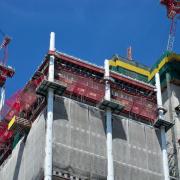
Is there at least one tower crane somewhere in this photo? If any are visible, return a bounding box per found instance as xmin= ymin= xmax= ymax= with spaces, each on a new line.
xmin=160 ymin=0 xmax=180 ymax=51
xmin=0 ymin=30 xmax=14 ymax=113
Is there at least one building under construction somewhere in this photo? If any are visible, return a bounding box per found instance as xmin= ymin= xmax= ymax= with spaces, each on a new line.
xmin=0 ymin=31 xmax=178 ymax=180
xmin=0 ymin=1 xmax=180 ymax=180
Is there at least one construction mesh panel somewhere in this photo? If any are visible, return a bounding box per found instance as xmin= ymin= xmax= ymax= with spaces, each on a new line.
xmin=57 ymin=69 xmax=105 ymax=102
xmin=112 ymin=88 xmax=157 ymax=121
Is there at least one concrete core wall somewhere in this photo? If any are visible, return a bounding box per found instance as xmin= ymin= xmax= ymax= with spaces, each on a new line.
xmin=162 ymin=83 xmax=180 ymax=178
xmin=0 ymin=96 xmax=163 ymax=180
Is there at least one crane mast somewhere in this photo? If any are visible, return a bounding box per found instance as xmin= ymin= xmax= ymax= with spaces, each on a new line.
xmin=167 ymin=17 xmax=177 ymax=51
xmin=0 ymin=31 xmax=14 ymax=113
xmin=160 ymin=0 xmax=180 ymax=51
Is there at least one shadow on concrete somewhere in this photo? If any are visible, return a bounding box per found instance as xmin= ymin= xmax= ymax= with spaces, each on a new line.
xmin=155 ymin=129 xmax=162 ymax=149
xmin=100 ymin=111 xmax=127 ymax=140
xmin=33 ymin=168 xmax=44 ymax=180
xmin=12 ymin=137 xmax=26 ymax=180
xmin=88 ymin=107 xmax=106 ymax=136
xmin=53 ymin=97 xmax=68 ymax=121
xmin=112 ymin=116 xmax=127 ymax=140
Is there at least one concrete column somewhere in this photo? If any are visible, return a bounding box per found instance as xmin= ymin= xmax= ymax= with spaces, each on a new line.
xmin=104 ymin=59 xmax=114 ymax=180
xmin=44 ymin=32 xmax=55 ymax=180
xmin=166 ymin=72 xmax=179 ymax=178
xmin=174 ymin=114 xmax=180 ymax=177
xmin=155 ymin=72 xmax=170 ymax=180
xmin=155 ymin=73 xmax=163 ymax=107
xmin=106 ymin=108 xmax=114 ymax=180
xmin=161 ymin=126 xmax=170 ymax=180
xmin=44 ymin=88 xmax=54 ymax=180
xmin=104 ymin=59 xmax=110 ymax=101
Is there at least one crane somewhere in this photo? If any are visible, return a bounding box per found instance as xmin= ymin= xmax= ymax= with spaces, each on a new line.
xmin=160 ymin=0 xmax=180 ymax=51
xmin=0 ymin=29 xmax=11 ymax=65
xmin=0 ymin=30 xmax=14 ymax=113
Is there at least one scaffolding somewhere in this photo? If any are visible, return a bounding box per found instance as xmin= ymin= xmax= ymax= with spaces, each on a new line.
xmin=0 ymin=78 xmax=45 ymax=165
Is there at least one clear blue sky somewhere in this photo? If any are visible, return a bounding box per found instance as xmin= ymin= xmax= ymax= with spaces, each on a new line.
xmin=0 ymin=0 xmax=180 ymax=97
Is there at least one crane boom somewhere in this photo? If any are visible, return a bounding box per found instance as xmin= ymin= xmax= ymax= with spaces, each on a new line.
xmin=0 ymin=37 xmax=11 ymax=50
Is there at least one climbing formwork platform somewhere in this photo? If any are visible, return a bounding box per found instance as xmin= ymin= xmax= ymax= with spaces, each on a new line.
xmin=36 ymin=78 xmax=67 ymax=96
xmin=0 ymin=64 xmax=14 ymax=87
xmin=8 ymin=116 xmax=31 ymax=132
xmin=0 ymin=50 xmax=159 ymax=166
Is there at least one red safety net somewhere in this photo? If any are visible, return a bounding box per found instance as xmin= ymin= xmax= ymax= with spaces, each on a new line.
xmin=112 ymin=88 xmax=157 ymax=121
xmin=56 ymin=69 xmax=157 ymax=121
xmin=57 ymin=69 xmax=105 ymax=103
xmin=0 ymin=122 xmax=13 ymax=148
xmin=0 ymin=80 xmax=38 ymax=122
xmin=0 ymin=78 xmax=42 ymax=164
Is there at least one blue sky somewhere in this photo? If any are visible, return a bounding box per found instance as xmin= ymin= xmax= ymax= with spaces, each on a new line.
xmin=0 ymin=0 xmax=180 ymax=97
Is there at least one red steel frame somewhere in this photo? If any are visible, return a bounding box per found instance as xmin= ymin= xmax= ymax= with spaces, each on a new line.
xmin=160 ymin=0 xmax=180 ymax=18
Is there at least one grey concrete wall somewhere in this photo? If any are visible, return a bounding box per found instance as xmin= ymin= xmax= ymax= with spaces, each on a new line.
xmin=0 ymin=96 xmax=163 ymax=180
xmin=0 ymin=111 xmax=45 ymax=180
xmin=53 ymin=96 xmax=163 ymax=180
xmin=162 ymin=84 xmax=180 ymax=178
xmin=162 ymin=84 xmax=180 ymax=140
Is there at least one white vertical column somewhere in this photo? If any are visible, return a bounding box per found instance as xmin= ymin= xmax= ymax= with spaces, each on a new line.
xmin=155 ymin=72 xmax=170 ymax=180
xmin=44 ymin=32 xmax=55 ymax=180
xmin=161 ymin=126 xmax=170 ymax=180
xmin=0 ymin=86 xmax=5 ymax=111
xmin=104 ymin=59 xmax=114 ymax=180
xmin=104 ymin=59 xmax=110 ymax=101
xmin=106 ymin=107 xmax=114 ymax=180
xmin=155 ymin=73 xmax=163 ymax=107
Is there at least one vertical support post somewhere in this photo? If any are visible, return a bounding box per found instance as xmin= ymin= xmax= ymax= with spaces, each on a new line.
xmin=104 ymin=59 xmax=114 ymax=180
xmin=155 ymin=73 xmax=170 ymax=180
xmin=106 ymin=108 xmax=114 ymax=180
xmin=155 ymin=73 xmax=162 ymax=107
xmin=0 ymin=86 xmax=5 ymax=113
xmin=44 ymin=32 xmax=55 ymax=180
xmin=161 ymin=126 xmax=170 ymax=180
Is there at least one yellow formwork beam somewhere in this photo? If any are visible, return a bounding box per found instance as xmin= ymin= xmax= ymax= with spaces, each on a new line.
xmin=109 ymin=53 xmax=180 ymax=82
xmin=109 ymin=60 xmax=150 ymax=77
xmin=8 ymin=116 xmax=16 ymax=130
xmin=148 ymin=54 xmax=180 ymax=81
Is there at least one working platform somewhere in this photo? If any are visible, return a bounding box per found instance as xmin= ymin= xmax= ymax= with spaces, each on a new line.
xmin=154 ymin=118 xmax=174 ymax=132
xmin=0 ymin=75 xmax=6 ymax=87
xmin=36 ymin=79 xmax=67 ymax=96
xmin=0 ymin=64 xmax=14 ymax=77
xmin=8 ymin=116 xmax=31 ymax=132
xmin=0 ymin=64 xmax=15 ymax=87
xmin=97 ymin=98 xmax=124 ymax=113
